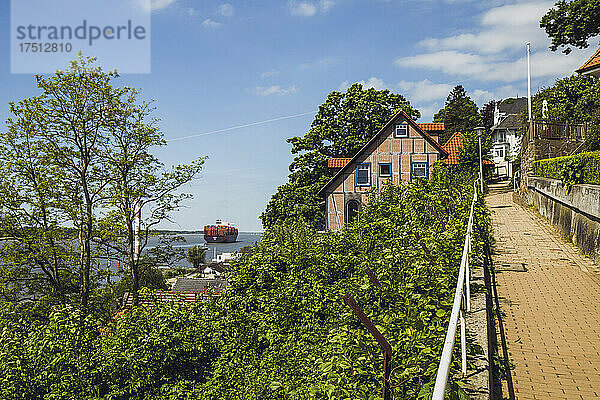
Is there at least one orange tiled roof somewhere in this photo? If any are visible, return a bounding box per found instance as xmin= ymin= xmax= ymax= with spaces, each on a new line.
xmin=417 ymin=122 xmax=445 ymax=132
xmin=327 ymin=158 xmax=352 ymax=168
xmin=576 ymin=47 xmax=600 ymax=74
xmin=442 ymin=132 xmax=494 ymax=165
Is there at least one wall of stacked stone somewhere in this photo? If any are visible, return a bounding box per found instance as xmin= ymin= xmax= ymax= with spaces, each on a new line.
xmin=526 ymin=176 xmax=600 ymax=264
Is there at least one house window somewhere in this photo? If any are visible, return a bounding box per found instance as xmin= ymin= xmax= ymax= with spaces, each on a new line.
xmin=394 ymin=123 xmax=409 ymax=138
xmin=378 ymin=163 xmax=392 ymax=177
xmin=355 ymin=163 xmax=371 ymax=186
xmin=494 ymin=147 xmax=505 ymax=159
xmin=346 ymin=200 xmax=360 ymax=224
xmin=411 ymin=162 xmax=428 ymax=179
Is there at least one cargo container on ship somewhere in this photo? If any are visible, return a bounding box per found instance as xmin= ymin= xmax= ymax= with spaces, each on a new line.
xmin=203 ymin=220 xmax=238 ymax=243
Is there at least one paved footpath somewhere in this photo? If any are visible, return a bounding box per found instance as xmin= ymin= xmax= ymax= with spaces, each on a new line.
xmin=487 ymin=187 xmax=600 ymax=400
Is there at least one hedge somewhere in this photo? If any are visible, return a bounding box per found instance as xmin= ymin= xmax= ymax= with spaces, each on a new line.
xmin=533 ymin=150 xmax=600 ymax=186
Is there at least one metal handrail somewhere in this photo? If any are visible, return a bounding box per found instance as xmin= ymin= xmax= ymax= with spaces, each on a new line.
xmin=432 ymin=180 xmax=479 ymax=399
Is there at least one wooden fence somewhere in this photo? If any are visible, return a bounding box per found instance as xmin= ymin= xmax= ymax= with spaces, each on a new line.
xmin=529 ymin=121 xmax=587 ymax=141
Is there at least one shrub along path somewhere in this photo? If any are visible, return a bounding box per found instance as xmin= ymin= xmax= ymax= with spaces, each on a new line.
xmin=487 ymin=184 xmax=600 ymax=399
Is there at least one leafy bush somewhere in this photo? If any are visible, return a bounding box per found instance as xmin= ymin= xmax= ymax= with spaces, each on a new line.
xmin=531 ymin=74 xmax=600 ymax=123
xmin=0 ymin=166 xmax=489 ymax=399
xmin=585 ymin=109 xmax=600 ymax=151
xmin=533 ymin=151 xmax=600 ymax=187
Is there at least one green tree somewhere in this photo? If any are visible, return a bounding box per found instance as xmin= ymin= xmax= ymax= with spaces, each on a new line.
xmin=187 ymin=245 xmax=207 ymax=268
xmin=541 ymin=0 xmax=600 ymax=54
xmin=1 ymin=55 xmax=119 ymax=310
xmin=458 ymin=131 xmax=493 ymax=173
xmin=261 ymin=83 xmax=420 ymax=229
xmin=434 ymin=85 xmax=482 ymax=144
xmin=531 ymin=74 xmax=600 ymax=122
xmin=480 ymin=100 xmax=497 ymax=132
xmin=97 ymin=94 xmax=204 ymax=305
xmin=0 ymin=54 xmax=203 ymax=312
xmin=585 ymin=109 xmax=600 ymax=150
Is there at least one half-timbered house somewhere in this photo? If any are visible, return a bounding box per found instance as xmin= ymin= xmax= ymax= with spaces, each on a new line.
xmin=318 ymin=110 xmax=447 ymax=231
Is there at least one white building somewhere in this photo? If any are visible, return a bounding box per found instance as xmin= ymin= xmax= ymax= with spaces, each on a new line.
xmin=490 ymin=97 xmax=527 ymax=178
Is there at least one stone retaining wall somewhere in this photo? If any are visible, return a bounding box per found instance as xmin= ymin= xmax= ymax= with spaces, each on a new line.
xmin=526 ymin=177 xmax=600 ymax=263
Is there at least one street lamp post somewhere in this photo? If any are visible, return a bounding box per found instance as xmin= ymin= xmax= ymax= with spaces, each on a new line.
xmin=475 ymin=127 xmax=485 ymax=193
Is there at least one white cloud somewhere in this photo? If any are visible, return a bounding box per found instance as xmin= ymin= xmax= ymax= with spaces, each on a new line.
xmin=218 ymin=3 xmax=234 ymax=17
xmin=337 ymin=77 xmax=451 ymax=102
xmin=290 ymin=1 xmax=317 ymax=16
xmin=298 ymin=57 xmax=335 ymax=69
xmin=337 ymin=77 xmax=454 ymax=104
xmin=135 ymin=0 xmax=176 ymax=12
xmin=397 ymin=79 xmax=454 ymax=102
xmin=417 ymin=103 xmax=442 ymax=122
xmin=186 ymin=7 xmax=197 ymax=16
xmin=202 ymin=18 xmax=222 ymax=28
xmin=338 ymin=77 xmax=390 ymax=91
xmin=289 ymin=0 xmax=336 ymax=16
xmin=398 ymin=1 xmax=596 ymax=83
xmin=255 ymin=85 xmax=299 ymax=96
xmin=320 ymin=0 xmax=336 ymax=11
xmin=420 ymin=1 xmax=553 ymax=55
xmin=261 ymin=69 xmax=280 ymax=78
xmin=360 ymin=77 xmax=388 ymax=90
xmin=338 ymin=80 xmax=350 ymax=91
xmin=395 ymin=49 xmax=593 ymax=82
xmin=335 ymin=77 xmax=533 ymax=122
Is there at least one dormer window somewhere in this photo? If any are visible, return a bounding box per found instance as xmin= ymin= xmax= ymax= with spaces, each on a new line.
xmin=394 ymin=123 xmax=409 ymax=138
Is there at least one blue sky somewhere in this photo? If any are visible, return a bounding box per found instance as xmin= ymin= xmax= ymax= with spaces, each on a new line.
xmin=1 ymin=0 xmax=597 ymax=231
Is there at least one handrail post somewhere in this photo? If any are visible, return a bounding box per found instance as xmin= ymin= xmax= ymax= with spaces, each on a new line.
xmin=466 ymin=235 xmax=471 ymax=312
xmin=460 ymin=308 xmax=467 ymax=375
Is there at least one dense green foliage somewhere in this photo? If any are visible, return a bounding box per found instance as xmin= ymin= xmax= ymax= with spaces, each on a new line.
xmin=480 ymin=100 xmax=496 ymax=133
xmin=533 ymin=150 xmax=600 ymax=186
xmin=540 ymin=0 xmax=600 ymax=54
xmin=585 ymin=109 xmax=600 ymax=150
xmin=260 ymin=83 xmax=420 ymax=229
xmin=0 ymin=165 xmax=489 ymax=399
xmin=186 ymin=245 xmax=207 ymax=268
xmin=434 ymin=86 xmax=482 ymax=144
xmin=458 ymin=131 xmax=492 ymax=171
xmin=531 ymin=74 xmax=600 ymax=122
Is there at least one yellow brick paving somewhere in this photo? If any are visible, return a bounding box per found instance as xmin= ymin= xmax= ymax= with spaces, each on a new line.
xmin=487 ymin=189 xmax=600 ymax=400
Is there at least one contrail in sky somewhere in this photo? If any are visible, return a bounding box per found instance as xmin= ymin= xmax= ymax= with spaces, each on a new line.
xmin=168 ymin=111 xmax=316 ymax=142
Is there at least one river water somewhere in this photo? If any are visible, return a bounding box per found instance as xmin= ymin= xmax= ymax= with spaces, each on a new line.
xmin=143 ymin=232 xmax=263 ymax=269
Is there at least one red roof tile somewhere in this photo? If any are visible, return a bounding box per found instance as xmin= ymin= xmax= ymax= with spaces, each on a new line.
xmin=442 ymin=132 xmax=494 ymax=165
xmin=417 ymin=122 xmax=445 ymax=132
xmin=577 ymin=47 xmax=600 ymax=74
xmin=327 ymin=158 xmax=352 ymax=168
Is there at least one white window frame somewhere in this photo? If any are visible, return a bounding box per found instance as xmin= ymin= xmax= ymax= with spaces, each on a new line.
xmin=355 ymin=163 xmax=371 ymax=186
xmin=394 ymin=123 xmax=409 ymax=138
xmin=411 ymin=162 xmax=428 ymax=179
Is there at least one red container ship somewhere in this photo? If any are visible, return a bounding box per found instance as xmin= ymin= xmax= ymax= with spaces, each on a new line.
xmin=203 ymin=220 xmax=238 ymax=243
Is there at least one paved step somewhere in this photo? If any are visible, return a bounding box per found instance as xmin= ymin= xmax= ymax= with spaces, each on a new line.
xmin=488 ymin=190 xmax=600 ymax=400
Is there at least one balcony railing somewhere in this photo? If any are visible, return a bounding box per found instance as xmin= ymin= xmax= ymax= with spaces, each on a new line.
xmin=529 ymin=120 xmax=587 ymax=141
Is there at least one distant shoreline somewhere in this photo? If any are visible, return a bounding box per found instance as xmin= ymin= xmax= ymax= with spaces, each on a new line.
xmin=152 ymin=230 xmax=263 ymax=235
